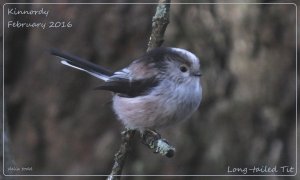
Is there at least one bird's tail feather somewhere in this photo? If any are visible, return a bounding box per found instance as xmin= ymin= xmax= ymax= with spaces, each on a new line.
xmin=50 ymin=49 xmax=113 ymax=81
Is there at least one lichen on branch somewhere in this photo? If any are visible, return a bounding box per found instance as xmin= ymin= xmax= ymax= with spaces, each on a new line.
xmin=147 ymin=0 xmax=171 ymax=51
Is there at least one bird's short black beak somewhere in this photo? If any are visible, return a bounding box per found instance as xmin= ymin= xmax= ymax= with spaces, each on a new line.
xmin=193 ymin=72 xmax=202 ymax=77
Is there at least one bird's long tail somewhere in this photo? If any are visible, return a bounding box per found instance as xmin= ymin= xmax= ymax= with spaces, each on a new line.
xmin=50 ymin=49 xmax=113 ymax=81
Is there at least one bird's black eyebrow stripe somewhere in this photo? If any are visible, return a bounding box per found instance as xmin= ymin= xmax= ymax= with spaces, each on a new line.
xmin=141 ymin=47 xmax=192 ymax=67
xmin=50 ymin=48 xmax=114 ymax=76
xmin=166 ymin=53 xmax=192 ymax=66
xmin=94 ymin=77 xmax=159 ymax=98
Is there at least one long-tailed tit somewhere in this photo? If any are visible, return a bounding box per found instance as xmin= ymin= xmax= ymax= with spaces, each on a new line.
xmin=50 ymin=47 xmax=202 ymax=130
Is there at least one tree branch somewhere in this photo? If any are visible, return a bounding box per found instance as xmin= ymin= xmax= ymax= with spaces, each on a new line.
xmin=107 ymin=130 xmax=135 ymax=180
xmin=147 ymin=0 xmax=171 ymax=51
xmin=108 ymin=1 xmax=172 ymax=179
xmin=141 ymin=129 xmax=175 ymax=158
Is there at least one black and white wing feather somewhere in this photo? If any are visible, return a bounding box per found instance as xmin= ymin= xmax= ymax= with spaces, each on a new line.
xmin=51 ymin=49 xmax=159 ymax=98
xmin=50 ymin=49 xmax=113 ymax=81
xmin=95 ymin=68 xmax=159 ymax=98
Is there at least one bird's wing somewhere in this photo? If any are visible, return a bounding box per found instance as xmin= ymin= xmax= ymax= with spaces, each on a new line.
xmin=95 ymin=67 xmax=159 ymax=98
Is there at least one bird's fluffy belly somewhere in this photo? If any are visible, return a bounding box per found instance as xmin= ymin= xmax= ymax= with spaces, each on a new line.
xmin=112 ymin=95 xmax=170 ymax=129
xmin=112 ymin=81 xmax=201 ymax=130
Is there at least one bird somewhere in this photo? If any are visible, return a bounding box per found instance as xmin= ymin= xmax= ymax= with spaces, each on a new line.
xmin=50 ymin=47 xmax=202 ymax=131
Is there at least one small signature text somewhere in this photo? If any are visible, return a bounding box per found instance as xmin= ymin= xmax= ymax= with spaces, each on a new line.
xmin=8 ymin=166 xmax=33 ymax=172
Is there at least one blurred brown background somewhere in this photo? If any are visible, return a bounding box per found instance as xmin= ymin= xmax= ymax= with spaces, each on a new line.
xmin=1 ymin=0 xmax=298 ymax=180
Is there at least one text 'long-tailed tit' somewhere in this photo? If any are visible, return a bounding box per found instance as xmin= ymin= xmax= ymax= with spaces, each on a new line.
xmin=51 ymin=47 xmax=202 ymax=130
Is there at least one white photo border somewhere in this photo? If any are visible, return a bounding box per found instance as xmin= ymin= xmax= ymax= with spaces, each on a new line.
xmin=2 ymin=2 xmax=298 ymax=177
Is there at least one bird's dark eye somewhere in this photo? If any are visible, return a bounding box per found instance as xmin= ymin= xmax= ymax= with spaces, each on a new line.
xmin=180 ymin=65 xmax=188 ymax=73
